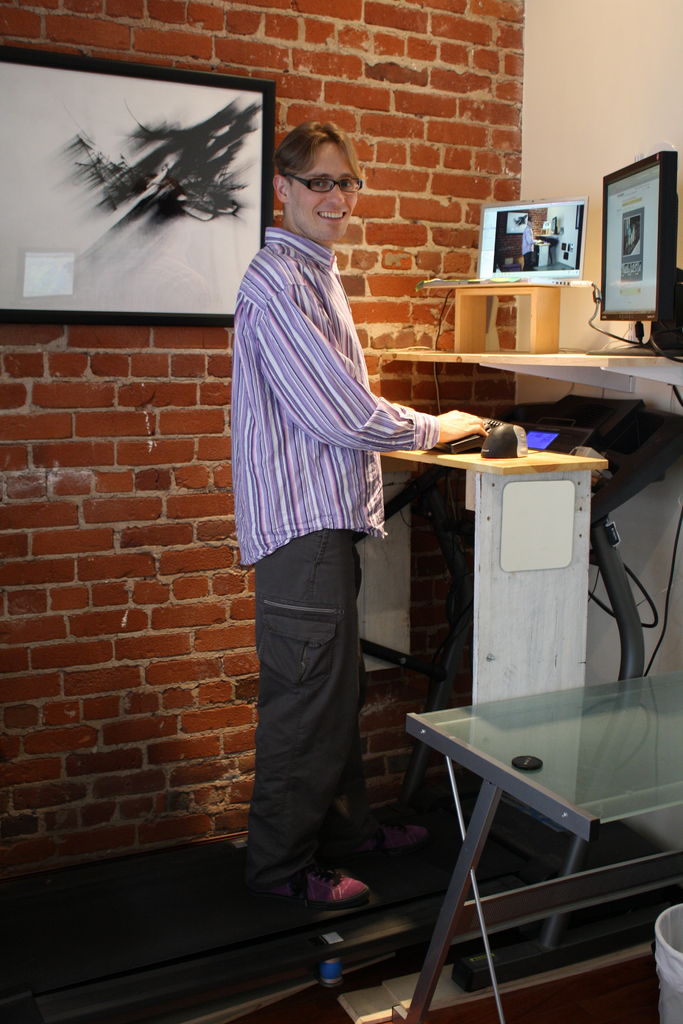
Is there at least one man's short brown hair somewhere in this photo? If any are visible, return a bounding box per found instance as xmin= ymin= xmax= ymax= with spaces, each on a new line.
xmin=274 ymin=121 xmax=361 ymax=179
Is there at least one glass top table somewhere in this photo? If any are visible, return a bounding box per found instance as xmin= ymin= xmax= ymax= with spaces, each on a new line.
xmin=396 ymin=671 xmax=683 ymax=1023
xmin=407 ymin=670 xmax=683 ymax=840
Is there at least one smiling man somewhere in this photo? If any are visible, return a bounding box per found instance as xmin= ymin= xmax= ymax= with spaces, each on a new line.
xmin=231 ymin=122 xmax=486 ymax=910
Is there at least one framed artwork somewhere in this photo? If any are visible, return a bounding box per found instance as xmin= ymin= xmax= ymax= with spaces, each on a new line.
xmin=0 ymin=46 xmax=275 ymax=325
xmin=506 ymin=211 xmax=528 ymax=233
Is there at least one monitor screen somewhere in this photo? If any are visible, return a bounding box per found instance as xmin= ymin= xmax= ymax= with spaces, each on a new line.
xmin=600 ymin=150 xmax=678 ymax=321
xmin=478 ymin=197 xmax=588 ymax=281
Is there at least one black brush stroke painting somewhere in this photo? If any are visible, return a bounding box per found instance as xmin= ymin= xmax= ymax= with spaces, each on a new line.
xmin=0 ymin=47 xmax=274 ymax=325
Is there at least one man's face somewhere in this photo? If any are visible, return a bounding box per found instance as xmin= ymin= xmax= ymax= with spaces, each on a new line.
xmin=274 ymin=141 xmax=359 ymax=249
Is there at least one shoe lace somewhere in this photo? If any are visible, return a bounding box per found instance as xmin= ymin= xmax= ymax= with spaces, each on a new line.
xmin=308 ymin=863 xmax=342 ymax=885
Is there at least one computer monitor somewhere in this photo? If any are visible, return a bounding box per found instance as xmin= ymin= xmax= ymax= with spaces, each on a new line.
xmin=600 ymin=150 xmax=678 ymax=323
xmin=478 ymin=196 xmax=588 ymax=282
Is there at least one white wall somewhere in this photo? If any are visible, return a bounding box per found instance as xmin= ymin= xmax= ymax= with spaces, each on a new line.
xmin=522 ymin=0 xmax=682 ymax=681
xmin=522 ymin=0 xmax=683 ymax=847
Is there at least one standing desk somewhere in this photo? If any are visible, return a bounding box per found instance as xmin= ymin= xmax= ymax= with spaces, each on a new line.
xmin=383 ymin=447 xmax=607 ymax=703
xmin=393 ymin=670 xmax=683 ymax=1023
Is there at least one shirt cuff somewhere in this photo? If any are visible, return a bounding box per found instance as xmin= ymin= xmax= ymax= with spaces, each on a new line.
xmin=411 ymin=410 xmax=441 ymax=451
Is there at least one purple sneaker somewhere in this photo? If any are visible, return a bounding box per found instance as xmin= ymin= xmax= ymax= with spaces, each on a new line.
xmin=251 ymin=864 xmax=370 ymax=910
xmin=353 ymin=824 xmax=429 ymax=856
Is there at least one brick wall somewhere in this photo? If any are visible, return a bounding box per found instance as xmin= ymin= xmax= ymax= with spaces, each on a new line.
xmin=0 ymin=0 xmax=520 ymax=875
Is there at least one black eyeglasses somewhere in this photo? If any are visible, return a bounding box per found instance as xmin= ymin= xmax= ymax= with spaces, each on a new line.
xmin=285 ymin=174 xmax=363 ymax=194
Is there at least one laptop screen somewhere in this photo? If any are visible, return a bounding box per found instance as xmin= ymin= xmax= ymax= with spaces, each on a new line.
xmin=478 ymin=197 xmax=588 ymax=282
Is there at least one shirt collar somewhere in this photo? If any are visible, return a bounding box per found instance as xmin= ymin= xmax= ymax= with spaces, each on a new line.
xmin=265 ymin=227 xmax=337 ymax=271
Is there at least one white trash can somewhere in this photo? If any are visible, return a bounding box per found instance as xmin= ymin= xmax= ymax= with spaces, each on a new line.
xmin=655 ymin=904 xmax=683 ymax=1023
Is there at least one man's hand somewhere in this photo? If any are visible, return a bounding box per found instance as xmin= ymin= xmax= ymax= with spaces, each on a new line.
xmin=437 ymin=410 xmax=488 ymax=443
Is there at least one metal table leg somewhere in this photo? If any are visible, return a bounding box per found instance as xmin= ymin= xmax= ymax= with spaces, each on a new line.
xmin=395 ymin=776 xmax=502 ymax=1023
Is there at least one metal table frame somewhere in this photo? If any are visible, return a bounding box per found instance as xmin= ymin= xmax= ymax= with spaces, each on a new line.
xmin=393 ymin=674 xmax=683 ymax=1022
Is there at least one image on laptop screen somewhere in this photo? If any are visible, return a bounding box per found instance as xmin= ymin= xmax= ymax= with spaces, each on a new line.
xmin=478 ymin=197 xmax=589 ymax=283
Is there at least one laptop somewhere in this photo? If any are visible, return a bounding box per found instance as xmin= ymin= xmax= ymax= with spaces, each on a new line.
xmin=420 ymin=196 xmax=591 ymax=288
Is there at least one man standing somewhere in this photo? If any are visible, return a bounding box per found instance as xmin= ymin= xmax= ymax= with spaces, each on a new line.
xmin=522 ymin=214 xmax=535 ymax=271
xmin=231 ymin=122 xmax=487 ymax=910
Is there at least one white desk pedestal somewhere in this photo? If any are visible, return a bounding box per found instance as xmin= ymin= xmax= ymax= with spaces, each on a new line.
xmin=471 ymin=468 xmax=592 ymax=703
xmin=384 ymin=449 xmax=605 ymax=703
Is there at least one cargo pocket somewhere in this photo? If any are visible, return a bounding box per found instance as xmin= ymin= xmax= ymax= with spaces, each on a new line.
xmin=258 ymin=598 xmax=341 ymax=691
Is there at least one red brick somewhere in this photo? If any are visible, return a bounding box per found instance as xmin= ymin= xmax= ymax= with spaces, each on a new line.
xmin=166 ymin=493 xmax=229 ymax=519
xmin=65 ymin=748 xmax=143 ymax=777
xmin=68 ymin=608 xmax=148 ymax=637
xmin=0 ymin=500 xmax=78 ymax=532
xmin=3 ymin=352 xmax=44 ymax=377
xmin=197 ymin=436 xmax=230 ymax=460
xmin=106 ymin=0 xmax=144 ymax=16
xmin=325 ymin=81 xmax=391 ymax=112
xmin=32 ymin=640 xmax=113 ymax=671
xmin=121 ymin=523 xmax=193 ymax=548
xmin=0 ymin=757 xmax=62 ymax=787
xmin=102 ymin=715 xmax=177 ymax=745
xmin=82 ymin=496 xmax=162 ymax=524
xmin=138 ymin=814 xmax=212 ymax=844
xmin=51 ymin=469 xmax=94 ymax=496
xmin=45 ymin=13 xmax=130 ymax=48
xmin=117 ymin=439 xmax=195 ymax=466
xmin=42 ymin=700 xmax=81 ymax=726
xmin=33 ymin=440 xmax=115 ymax=468
xmin=115 ymin=633 xmax=191 ymax=661
xmin=174 ymin=465 xmax=210 ymax=489
xmin=151 ymin=601 xmax=226 ymax=631
xmin=1 ymin=413 xmax=71 ymax=441
xmin=0 ymin=7 xmax=42 ymax=36
xmin=6 ymin=471 xmax=46 ymax=500
xmin=0 ymin=382 xmax=26 ymax=409
xmin=188 ymin=1 xmax=223 ymax=31
xmin=1 ymin=615 xmax=67 ymax=646
xmin=33 ymin=382 xmax=115 ymax=408
xmin=158 ymin=545 xmax=233 ymax=575
xmin=50 ymin=586 xmax=89 ymax=611
xmin=158 ymin=409 xmax=224 ymax=435
xmin=92 ymin=769 xmax=166 ymax=797
xmin=433 ymin=12 xmax=492 ymax=44
xmin=145 ymin=657 xmax=221 ymax=687
xmin=83 ymin=695 xmax=122 ymax=719
xmin=0 ymin=838 xmax=57 ymax=870
xmin=77 ymin=552 xmax=155 ymax=581
xmin=223 ymin=726 xmax=257 ymax=754
xmin=96 ymin=470 xmax=135 ymax=493
xmin=365 ymin=1 xmax=428 ymax=33
xmin=33 ymin=528 xmax=113 ymax=556
xmin=25 ymin=725 xmax=98 ymax=755
xmin=154 ymin=327 xmax=228 ymax=350
xmin=13 ymin=781 xmax=87 ymax=810
xmin=76 ymin=411 xmax=154 ymax=438
xmin=133 ymin=581 xmax=170 ymax=606
xmin=170 ymin=353 xmax=206 ymax=378
xmin=215 ymin=36 xmax=289 ymax=73
xmin=0 ymin=445 xmax=28 ymax=472
xmin=63 ymin=663 xmax=139 ymax=696
xmin=130 ymin=352 xmax=168 ymax=377
xmin=147 ymin=736 xmax=221 ymax=764
xmin=4 ymin=704 xmax=40 ymax=729
xmin=182 ymin=705 xmax=252 ymax=732
xmin=48 ymin=352 xmax=89 ymax=378
xmin=173 ymin=576 xmax=209 ymax=600
xmin=58 ymin=825 xmax=137 ymax=855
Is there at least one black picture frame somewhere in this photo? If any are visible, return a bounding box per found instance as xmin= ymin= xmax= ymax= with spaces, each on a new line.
xmin=0 ymin=46 xmax=275 ymax=326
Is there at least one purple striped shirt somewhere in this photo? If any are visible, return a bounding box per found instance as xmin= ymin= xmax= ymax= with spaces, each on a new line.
xmin=231 ymin=228 xmax=440 ymax=566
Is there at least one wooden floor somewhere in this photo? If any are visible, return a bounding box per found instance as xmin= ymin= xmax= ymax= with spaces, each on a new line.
xmin=235 ymin=945 xmax=661 ymax=1024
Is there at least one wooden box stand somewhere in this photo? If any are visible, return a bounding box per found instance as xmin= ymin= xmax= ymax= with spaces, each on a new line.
xmin=451 ymin=283 xmax=561 ymax=354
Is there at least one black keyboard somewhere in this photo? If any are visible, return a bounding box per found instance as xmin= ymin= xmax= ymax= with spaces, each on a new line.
xmin=435 ymin=418 xmax=505 ymax=454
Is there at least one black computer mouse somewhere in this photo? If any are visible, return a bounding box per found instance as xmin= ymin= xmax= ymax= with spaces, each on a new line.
xmin=480 ymin=424 xmax=528 ymax=459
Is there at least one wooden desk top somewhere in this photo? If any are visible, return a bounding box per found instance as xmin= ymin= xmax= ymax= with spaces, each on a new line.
xmin=383 ymin=448 xmax=608 ymax=476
